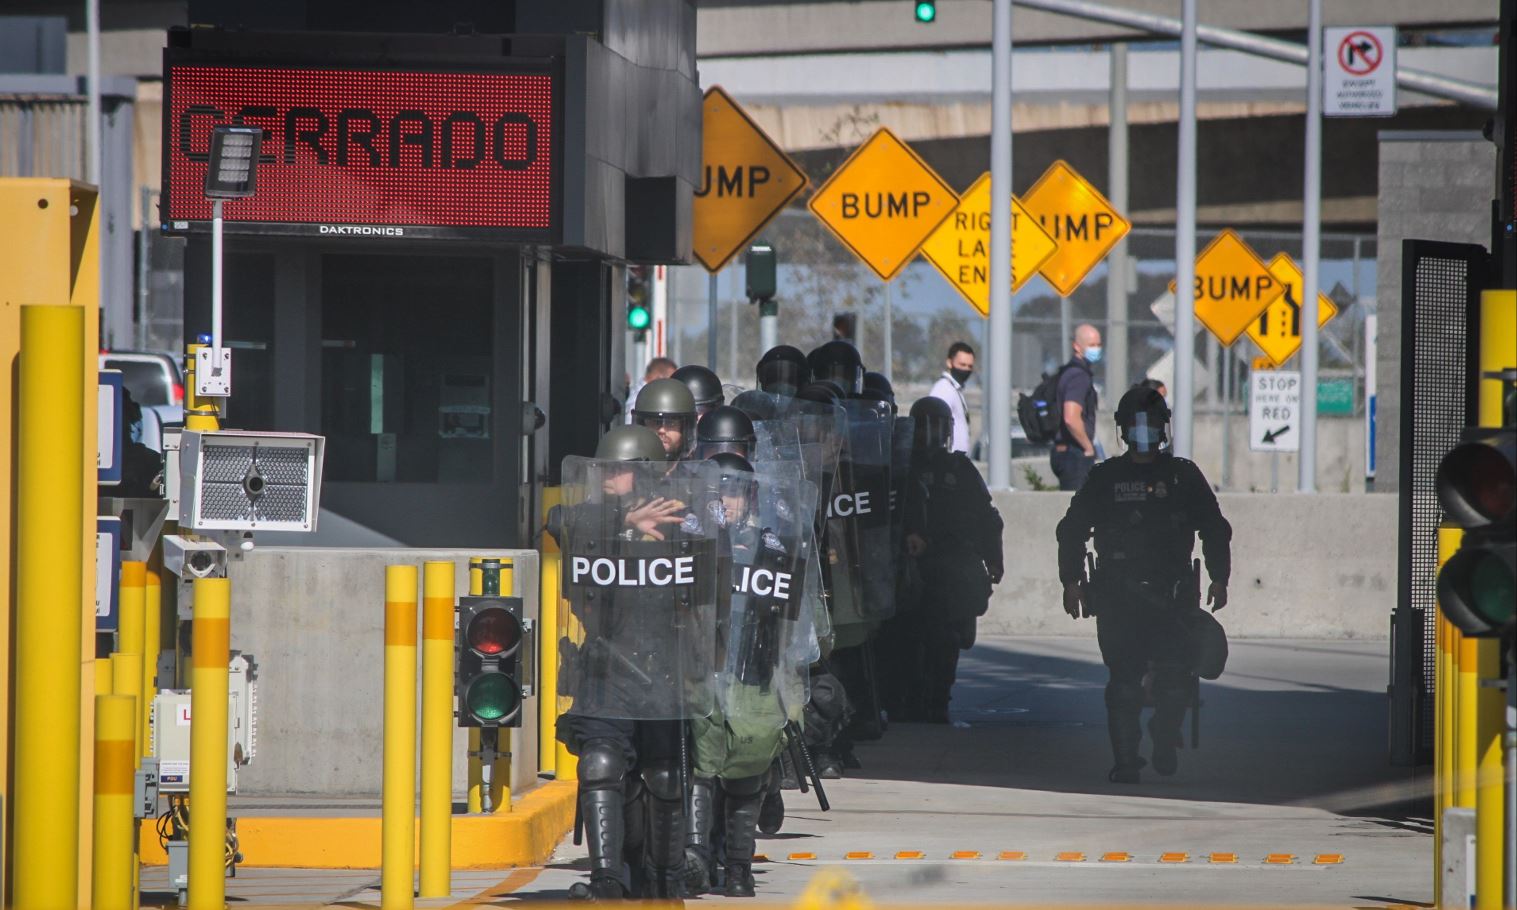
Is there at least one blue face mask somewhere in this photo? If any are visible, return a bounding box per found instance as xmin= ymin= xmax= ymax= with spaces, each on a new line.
xmin=1083 ymin=345 xmax=1103 ymax=364
xmin=1126 ymin=414 xmax=1165 ymax=453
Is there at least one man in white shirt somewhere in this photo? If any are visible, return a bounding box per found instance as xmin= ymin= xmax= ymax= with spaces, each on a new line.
xmin=928 ymin=341 xmax=975 ymax=454
xmin=625 ymin=356 xmax=677 ymax=424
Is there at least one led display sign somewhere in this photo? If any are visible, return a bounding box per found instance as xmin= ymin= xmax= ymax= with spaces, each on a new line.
xmin=162 ymin=60 xmax=557 ymax=239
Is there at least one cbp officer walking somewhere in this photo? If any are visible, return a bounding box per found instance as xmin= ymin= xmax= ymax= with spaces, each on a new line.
xmin=1055 ymin=386 xmax=1231 ymax=783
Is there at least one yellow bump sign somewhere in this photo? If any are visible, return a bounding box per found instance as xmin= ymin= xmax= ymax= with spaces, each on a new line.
xmin=1021 ymin=160 xmax=1131 ymax=297
xmin=918 ymin=172 xmax=1058 ymax=317
xmin=693 ymin=86 xmax=809 ymax=273
xmin=1173 ymin=229 xmax=1286 ymax=346
xmin=807 ymin=127 xmax=958 ymax=281
xmin=1246 ymin=253 xmax=1340 ymax=366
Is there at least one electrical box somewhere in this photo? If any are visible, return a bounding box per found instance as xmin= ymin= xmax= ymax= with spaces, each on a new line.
xmin=178 ymin=429 xmax=325 ymax=533
xmin=152 ymin=652 xmax=257 ymax=794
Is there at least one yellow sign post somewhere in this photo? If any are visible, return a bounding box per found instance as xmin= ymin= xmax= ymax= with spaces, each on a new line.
xmin=1246 ymin=253 xmax=1340 ymax=366
xmin=807 ymin=127 xmax=958 ymax=281
xmin=1020 ymin=160 xmax=1130 ymax=297
xmin=918 ymin=172 xmax=1058 ymax=317
xmin=692 ymin=87 xmax=809 ymax=272
xmin=1174 ymin=229 xmax=1286 ymax=346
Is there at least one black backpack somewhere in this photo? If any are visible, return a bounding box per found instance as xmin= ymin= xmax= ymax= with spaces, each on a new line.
xmin=1017 ymin=365 xmax=1070 ymax=445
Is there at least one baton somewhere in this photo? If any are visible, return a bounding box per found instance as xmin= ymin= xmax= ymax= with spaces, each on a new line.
xmin=786 ymin=721 xmax=830 ymax=812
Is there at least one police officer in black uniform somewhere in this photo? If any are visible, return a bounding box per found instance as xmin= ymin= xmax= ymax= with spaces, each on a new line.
xmin=901 ymin=396 xmax=1004 ymax=722
xmin=696 ymin=405 xmax=758 ymax=460
xmin=1055 ymin=386 xmax=1232 ymax=783
xmin=756 ymin=345 xmax=811 ymax=397
xmin=673 ymin=364 xmax=726 ymax=419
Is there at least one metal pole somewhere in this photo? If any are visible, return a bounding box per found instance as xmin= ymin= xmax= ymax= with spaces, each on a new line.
xmin=1106 ymin=43 xmax=1130 ymax=391
xmin=987 ymin=0 xmax=1014 ymax=490
xmin=86 ymin=0 xmax=102 ymax=185
xmin=729 ymin=271 xmax=739 ymax=379
xmin=883 ymin=278 xmax=894 ymax=379
xmin=1298 ymin=0 xmax=1321 ymax=493
xmin=188 ymin=577 xmax=231 ymax=910
xmin=137 ymin=187 xmax=151 ymax=349
xmin=419 ymin=562 xmax=454 ymax=897
xmin=1059 ymin=299 xmax=1071 ymax=365
xmin=1172 ymin=0 xmax=1198 ymax=458
xmin=759 ymin=300 xmax=778 ymax=355
xmin=211 ymin=199 xmax=224 ymax=372
xmin=1013 ymin=0 xmax=1496 ymax=109
xmin=707 ymin=272 xmax=719 ymax=368
xmin=1221 ymin=344 xmax=1232 ymax=489
xmin=13 ymin=304 xmax=86 ymax=910
xmin=381 ymin=566 xmax=418 ymax=910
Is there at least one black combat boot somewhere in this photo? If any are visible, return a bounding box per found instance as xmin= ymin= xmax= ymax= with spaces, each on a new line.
xmin=722 ymin=777 xmax=765 ymax=898
xmin=644 ymin=793 xmax=686 ymax=899
xmin=579 ymin=789 xmax=628 ymax=899
xmin=683 ymin=777 xmax=716 ymax=894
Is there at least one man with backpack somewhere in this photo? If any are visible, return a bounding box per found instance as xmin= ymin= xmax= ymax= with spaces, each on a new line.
xmin=1049 ymin=324 xmax=1102 ymax=490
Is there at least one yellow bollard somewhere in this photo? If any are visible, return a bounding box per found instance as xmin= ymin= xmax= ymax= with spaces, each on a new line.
xmin=188 ymin=577 xmax=231 ymax=910
xmin=183 ymin=341 xmax=221 ymax=431
xmin=491 ymin=559 xmax=515 ymax=813
xmin=420 ymin=561 xmax=455 ymax=897
xmin=144 ymin=564 xmax=163 ymax=759
xmin=538 ymin=488 xmax=570 ymax=779
xmin=1433 ymin=613 xmax=1446 ymax=908
xmin=119 ymin=560 xmax=147 ymax=753
xmin=467 ymin=558 xmax=485 ymax=813
xmin=383 ymin=566 xmax=418 ymax=910
xmin=112 ymin=652 xmax=144 ymax=761
xmin=97 ymin=657 xmax=116 ymax=697
xmin=92 ymin=694 xmax=139 ymax=910
xmin=13 ymin=303 xmax=86 ymax=910
xmin=1456 ymin=634 xmax=1478 ymax=809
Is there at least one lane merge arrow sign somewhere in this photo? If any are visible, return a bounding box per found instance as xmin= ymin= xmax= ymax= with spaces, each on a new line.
xmin=1246 ymin=252 xmax=1340 ymax=367
xmin=808 ymin=127 xmax=959 ymax=281
xmin=917 ymin=172 xmax=1058 ymax=317
xmin=693 ymin=86 xmax=809 ymax=272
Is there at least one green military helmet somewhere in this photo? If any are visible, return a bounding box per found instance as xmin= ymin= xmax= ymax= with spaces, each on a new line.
xmin=632 ymin=378 xmax=698 ymax=460
xmin=594 ymin=425 xmax=667 ymax=463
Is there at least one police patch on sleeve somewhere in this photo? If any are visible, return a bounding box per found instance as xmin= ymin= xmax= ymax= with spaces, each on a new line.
xmin=707 ymin=499 xmax=728 ymax=527
xmin=762 ymin=530 xmax=784 ymax=552
xmin=682 ymin=512 xmax=703 ymax=533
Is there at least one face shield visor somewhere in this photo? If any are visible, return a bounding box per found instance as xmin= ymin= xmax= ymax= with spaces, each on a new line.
xmin=633 ymin=412 xmax=695 ymax=460
xmin=815 ymin=362 xmax=863 ymax=397
xmin=757 ymin=360 xmax=807 ymax=397
xmin=699 ymin=439 xmax=753 ymax=460
xmin=1125 ymin=412 xmax=1166 ymax=454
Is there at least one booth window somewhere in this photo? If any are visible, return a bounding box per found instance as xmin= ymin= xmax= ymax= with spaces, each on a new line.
xmin=321 ymin=254 xmax=494 ymax=483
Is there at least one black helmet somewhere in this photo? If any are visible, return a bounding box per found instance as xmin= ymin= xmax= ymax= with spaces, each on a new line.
xmin=861 ymin=371 xmax=896 ymax=413
xmin=807 ymin=341 xmax=865 ymax=397
xmin=632 ymin=378 xmax=697 ymax=460
xmin=697 ymin=405 xmax=757 ymax=459
xmin=795 ymin=381 xmax=843 ymax=407
xmin=756 ymin=345 xmax=810 ymax=397
xmin=672 ymin=364 xmax=725 ymax=417
xmin=594 ymin=425 xmax=667 ymax=462
xmin=909 ymin=396 xmax=954 ymax=451
xmin=1114 ymin=385 xmax=1171 ymax=454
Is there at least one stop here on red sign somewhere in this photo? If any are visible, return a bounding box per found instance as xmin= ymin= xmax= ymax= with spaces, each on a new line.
xmin=164 ymin=65 xmax=556 ymax=234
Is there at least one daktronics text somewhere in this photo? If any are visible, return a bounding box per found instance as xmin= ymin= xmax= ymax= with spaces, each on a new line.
xmin=163 ymin=64 xmax=556 ymax=236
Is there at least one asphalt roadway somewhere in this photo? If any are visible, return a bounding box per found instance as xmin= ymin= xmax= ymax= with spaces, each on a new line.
xmin=143 ymin=635 xmax=1432 ymax=907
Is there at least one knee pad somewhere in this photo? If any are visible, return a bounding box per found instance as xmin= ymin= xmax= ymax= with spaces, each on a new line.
xmin=720 ymin=774 xmax=766 ymax=799
xmin=577 ymin=741 xmax=628 ymax=791
xmin=641 ymin=759 xmax=682 ymax=802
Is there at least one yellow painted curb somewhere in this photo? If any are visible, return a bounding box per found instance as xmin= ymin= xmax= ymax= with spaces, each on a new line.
xmin=139 ymin=779 xmax=576 ymax=870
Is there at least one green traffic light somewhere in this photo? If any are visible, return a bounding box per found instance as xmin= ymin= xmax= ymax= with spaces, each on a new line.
xmin=914 ymin=0 xmax=936 ymax=23
xmin=628 ymin=305 xmax=652 ymax=331
xmin=467 ymin=673 xmax=519 ymax=722
xmin=1469 ymin=551 xmax=1515 ymax=626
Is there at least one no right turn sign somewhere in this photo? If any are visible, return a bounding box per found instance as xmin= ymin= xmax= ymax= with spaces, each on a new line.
xmin=1324 ymin=26 xmax=1397 ymax=117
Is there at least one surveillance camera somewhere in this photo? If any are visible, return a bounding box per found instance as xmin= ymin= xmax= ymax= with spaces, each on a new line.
xmin=163 ymin=534 xmax=228 ymax=580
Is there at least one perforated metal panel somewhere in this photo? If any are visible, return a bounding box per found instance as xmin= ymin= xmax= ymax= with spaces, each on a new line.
xmin=1393 ymin=239 xmax=1482 ymax=765
xmin=179 ymin=430 xmax=324 ymax=533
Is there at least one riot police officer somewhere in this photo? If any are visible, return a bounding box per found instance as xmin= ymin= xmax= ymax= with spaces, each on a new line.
xmin=631 ymin=378 xmax=698 ymax=461
xmin=696 ymin=405 xmax=758 ymax=460
xmin=1055 ymin=386 xmax=1232 ymax=783
xmin=673 ymin=364 xmax=726 ymax=419
xmin=756 ymin=345 xmax=811 ymax=396
xmin=550 ymin=425 xmax=719 ymax=898
xmin=900 ymin=396 xmax=1004 ymax=723
xmin=807 ymin=340 xmax=865 ymax=398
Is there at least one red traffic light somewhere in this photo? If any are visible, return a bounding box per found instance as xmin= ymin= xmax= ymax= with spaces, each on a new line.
xmin=1437 ymin=434 xmax=1516 ymax=528
xmin=466 ymin=606 xmax=522 ymax=657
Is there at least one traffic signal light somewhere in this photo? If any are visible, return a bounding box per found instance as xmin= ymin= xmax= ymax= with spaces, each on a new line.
xmin=1436 ymin=429 xmax=1516 ymax=637
xmin=914 ymin=1 xmax=936 ymax=23
xmin=627 ymin=265 xmax=652 ymax=333
xmin=456 ymin=596 xmax=529 ymax=727
xmin=745 ymin=240 xmax=776 ymax=302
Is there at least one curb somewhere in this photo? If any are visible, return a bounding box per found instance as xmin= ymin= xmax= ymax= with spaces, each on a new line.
xmin=139 ymin=779 xmax=576 ymax=870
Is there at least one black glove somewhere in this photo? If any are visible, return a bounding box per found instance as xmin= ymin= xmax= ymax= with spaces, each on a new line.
xmin=986 ymin=560 xmax=1004 ymax=585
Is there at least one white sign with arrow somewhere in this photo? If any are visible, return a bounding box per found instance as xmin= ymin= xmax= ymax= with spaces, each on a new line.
xmin=1250 ymin=369 xmax=1301 ymax=452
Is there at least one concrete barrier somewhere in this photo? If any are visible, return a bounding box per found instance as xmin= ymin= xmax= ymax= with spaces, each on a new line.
xmin=226 ymin=547 xmax=540 ymax=797
xmin=981 ymin=491 xmax=1396 ymax=640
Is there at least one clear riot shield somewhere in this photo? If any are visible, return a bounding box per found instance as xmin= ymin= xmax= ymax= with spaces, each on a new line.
xmin=718 ymin=467 xmax=817 ymax=732
xmin=829 ymin=400 xmax=895 ymax=624
xmin=556 ymin=457 xmax=720 ymax=721
xmin=889 ymin=415 xmax=915 ymax=555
